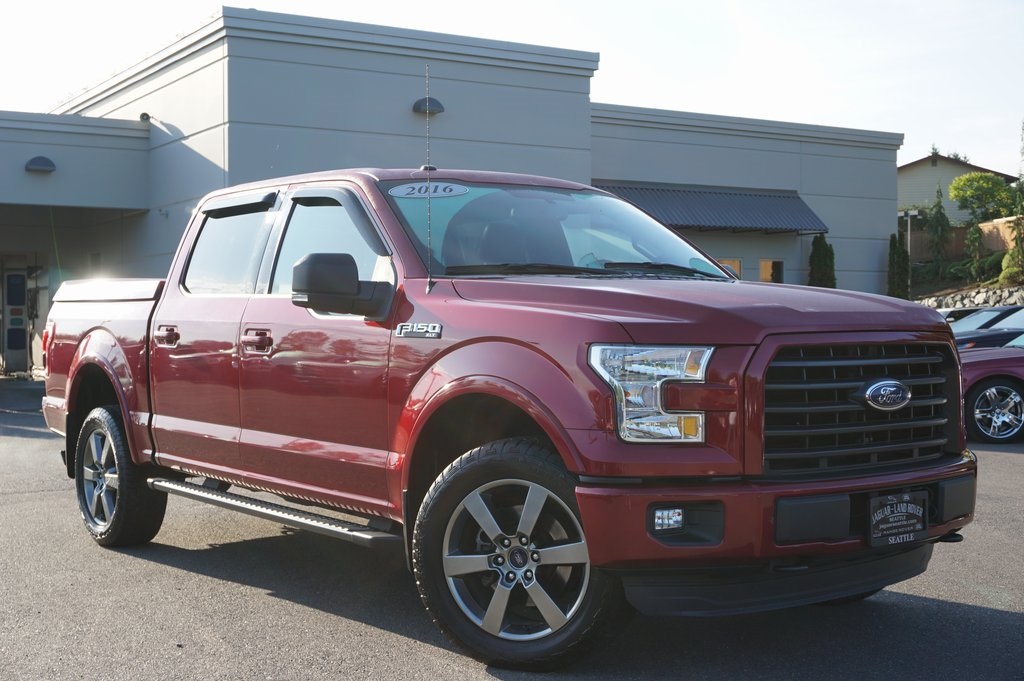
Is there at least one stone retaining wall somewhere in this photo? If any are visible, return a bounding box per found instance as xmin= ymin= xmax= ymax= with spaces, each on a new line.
xmin=916 ymin=286 xmax=1024 ymax=310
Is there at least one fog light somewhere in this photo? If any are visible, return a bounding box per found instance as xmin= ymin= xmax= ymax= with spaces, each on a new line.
xmin=653 ymin=508 xmax=685 ymax=532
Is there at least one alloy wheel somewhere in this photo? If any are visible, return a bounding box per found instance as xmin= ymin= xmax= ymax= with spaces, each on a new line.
xmin=441 ymin=478 xmax=590 ymax=641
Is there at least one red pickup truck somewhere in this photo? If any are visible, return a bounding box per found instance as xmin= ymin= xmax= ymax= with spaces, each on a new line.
xmin=42 ymin=168 xmax=977 ymax=669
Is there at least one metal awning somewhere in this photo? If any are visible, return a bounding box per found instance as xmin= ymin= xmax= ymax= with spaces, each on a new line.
xmin=595 ymin=183 xmax=829 ymax=234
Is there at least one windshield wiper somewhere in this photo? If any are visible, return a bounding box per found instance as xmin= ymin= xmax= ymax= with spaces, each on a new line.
xmin=601 ymin=261 xmax=729 ymax=279
xmin=445 ymin=263 xmax=609 ymax=276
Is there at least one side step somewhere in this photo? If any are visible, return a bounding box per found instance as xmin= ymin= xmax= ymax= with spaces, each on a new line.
xmin=148 ymin=478 xmax=401 ymax=549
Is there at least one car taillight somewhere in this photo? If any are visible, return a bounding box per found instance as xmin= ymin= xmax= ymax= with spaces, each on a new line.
xmin=42 ymin=321 xmax=55 ymax=370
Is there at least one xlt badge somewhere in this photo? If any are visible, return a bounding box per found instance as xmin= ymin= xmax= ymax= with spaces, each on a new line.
xmin=396 ymin=322 xmax=442 ymax=339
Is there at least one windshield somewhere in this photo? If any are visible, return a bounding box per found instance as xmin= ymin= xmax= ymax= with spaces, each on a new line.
xmin=951 ymin=309 xmax=1006 ymax=332
xmin=379 ymin=180 xmax=729 ymax=279
xmin=993 ymin=308 xmax=1024 ymax=329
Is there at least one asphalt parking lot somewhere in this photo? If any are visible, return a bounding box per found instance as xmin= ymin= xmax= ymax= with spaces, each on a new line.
xmin=1 ymin=378 xmax=1021 ymax=680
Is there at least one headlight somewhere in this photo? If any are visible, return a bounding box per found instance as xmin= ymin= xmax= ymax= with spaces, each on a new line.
xmin=588 ymin=345 xmax=713 ymax=443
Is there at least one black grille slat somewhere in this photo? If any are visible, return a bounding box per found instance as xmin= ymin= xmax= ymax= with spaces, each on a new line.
xmin=763 ymin=343 xmax=955 ymax=478
xmin=767 ymin=417 xmax=947 ymax=438
xmin=766 ymin=375 xmax=946 ymax=391
xmin=768 ymin=355 xmax=943 ymax=368
xmin=766 ymin=396 xmax=947 ymax=414
xmin=767 ymin=437 xmax=948 ymax=460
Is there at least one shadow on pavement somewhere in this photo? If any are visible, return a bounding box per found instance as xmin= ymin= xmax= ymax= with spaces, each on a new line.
xmin=0 ymin=378 xmax=55 ymax=440
xmin=120 ymin=526 xmax=1019 ymax=680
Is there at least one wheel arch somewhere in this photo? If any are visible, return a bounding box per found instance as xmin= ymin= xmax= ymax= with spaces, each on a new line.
xmin=399 ymin=378 xmax=584 ymax=544
xmin=64 ymin=330 xmax=144 ymax=478
xmin=965 ymin=372 xmax=1024 ymax=407
xmin=394 ymin=340 xmax=601 ymax=557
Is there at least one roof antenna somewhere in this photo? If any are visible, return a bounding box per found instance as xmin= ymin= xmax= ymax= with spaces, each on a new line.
xmin=424 ymin=63 xmax=436 ymax=294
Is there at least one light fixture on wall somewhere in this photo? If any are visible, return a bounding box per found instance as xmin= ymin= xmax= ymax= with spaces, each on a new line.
xmin=412 ymin=97 xmax=444 ymax=114
xmin=25 ymin=156 xmax=56 ymax=173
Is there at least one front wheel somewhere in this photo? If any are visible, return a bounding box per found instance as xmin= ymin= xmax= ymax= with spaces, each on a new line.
xmin=412 ymin=438 xmax=625 ymax=670
xmin=75 ymin=406 xmax=167 ymax=546
xmin=965 ymin=378 xmax=1024 ymax=443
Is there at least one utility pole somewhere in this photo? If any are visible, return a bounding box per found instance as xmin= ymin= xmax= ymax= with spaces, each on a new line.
xmin=898 ymin=209 xmax=919 ymax=298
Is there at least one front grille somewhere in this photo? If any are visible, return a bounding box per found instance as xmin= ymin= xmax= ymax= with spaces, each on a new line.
xmin=763 ymin=343 xmax=955 ymax=477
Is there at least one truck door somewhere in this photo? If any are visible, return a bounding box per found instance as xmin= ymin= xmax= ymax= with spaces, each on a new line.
xmin=237 ymin=187 xmax=394 ymax=509
xmin=149 ymin=192 xmax=278 ymax=474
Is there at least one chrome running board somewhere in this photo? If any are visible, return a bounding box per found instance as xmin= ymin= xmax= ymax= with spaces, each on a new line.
xmin=148 ymin=478 xmax=401 ymax=549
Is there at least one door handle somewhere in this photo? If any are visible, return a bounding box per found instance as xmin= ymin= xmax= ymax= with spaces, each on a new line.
xmin=241 ymin=330 xmax=273 ymax=352
xmin=153 ymin=326 xmax=180 ymax=346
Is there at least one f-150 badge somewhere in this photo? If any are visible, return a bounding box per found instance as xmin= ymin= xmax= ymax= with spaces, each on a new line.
xmin=396 ymin=322 xmax=442 ymax=339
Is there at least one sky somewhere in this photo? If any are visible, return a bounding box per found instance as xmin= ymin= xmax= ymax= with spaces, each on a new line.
xmin=3 ymin=0 xmax=1021 ymax=175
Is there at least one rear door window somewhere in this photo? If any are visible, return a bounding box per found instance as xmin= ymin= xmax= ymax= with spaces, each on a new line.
xmin=184 ymin=209 xmax=275 ymax=295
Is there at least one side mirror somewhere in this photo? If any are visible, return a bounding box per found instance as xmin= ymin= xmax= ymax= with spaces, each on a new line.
xmin=719 ymin=263 xmax=739 ymax=279
xmin=291 ymin=252 xmax=393 ymax=321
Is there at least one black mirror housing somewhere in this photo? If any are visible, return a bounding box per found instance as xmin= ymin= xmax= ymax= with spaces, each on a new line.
xmin=291 ymin=252 xmax=393 ymax=320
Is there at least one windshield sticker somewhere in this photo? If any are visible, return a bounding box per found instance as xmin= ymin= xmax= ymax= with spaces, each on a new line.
xmin=388 ymin=182 xmax=469 ymax=199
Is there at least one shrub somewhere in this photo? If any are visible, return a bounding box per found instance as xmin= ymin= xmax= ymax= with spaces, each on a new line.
xmin=912 ymin=261 xmax=941 ymax=284
xmin=1004 ymin=246 xmax=1022 ymax=271
xmin=999 ymin=266 xmax=1024 ymax=287
xmin=946 ymin=259 xmax=972 ymax=281
xmin=808 ymin=234 xmax=836 ymax=288
xmin=980 ymin=251 xmax=1005 ymax=281
xmin=887 ymin=233 xmax=909 ymax=298
xmin=964 ymin=222 xmax=986 ymax=281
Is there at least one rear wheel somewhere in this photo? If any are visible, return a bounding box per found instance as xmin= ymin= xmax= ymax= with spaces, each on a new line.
xmin=965 ymin=378 xmax=1024 ymax=443
xmin=75 ymin=406 xmax=167 ymax=546
xmin=412 ymin=438 xmax=625 ymax=670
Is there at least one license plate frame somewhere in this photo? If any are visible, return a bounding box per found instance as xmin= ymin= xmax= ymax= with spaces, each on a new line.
xmin=869 ymin=490 xmax=928 ymax=548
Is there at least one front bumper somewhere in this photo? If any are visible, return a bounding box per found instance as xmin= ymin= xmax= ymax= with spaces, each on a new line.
xmin=575 ymin=452 xmax=975 ymax=567
xmin=575 ymin=454 xmax=975 ymax=615
xmin=615 ymin=542 xmax=934 ymax=616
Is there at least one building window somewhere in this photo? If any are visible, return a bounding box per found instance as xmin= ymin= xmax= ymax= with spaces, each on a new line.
xmin=718 ymin=258 xmax=742 ymax=278
xmin=760 ymin=259 xmax=784 ymax=283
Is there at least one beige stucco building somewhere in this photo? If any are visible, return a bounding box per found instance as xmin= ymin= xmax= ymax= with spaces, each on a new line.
xmin=0 ymin=7 xmax=905 ymax=373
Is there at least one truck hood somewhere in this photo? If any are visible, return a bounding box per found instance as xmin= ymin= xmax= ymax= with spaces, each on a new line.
xmin=451 ymin=277 xmax=951 ymax=344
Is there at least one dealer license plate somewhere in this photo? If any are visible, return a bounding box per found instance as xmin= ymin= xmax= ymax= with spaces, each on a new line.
xmin=869 ymin=491 xmax=928 ymax=547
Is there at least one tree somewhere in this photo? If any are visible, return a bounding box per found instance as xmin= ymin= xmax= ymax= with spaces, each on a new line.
xmin=1009 ymin=120 xmax=1024 ymax=274
xmin=887 ymin=232 xmax=909 ymax=299
xmin=808 ymin=233 xmax=836 ymax=288
xmin=925 ymin=186 xmax=952 ymax=275
xmin=965 ymin=221 xmax=986 ymax=282
xmin=930 ymin=145 xmax=969 ymax=163
xmin=948 ymin=172 xmax=1015 ymax=223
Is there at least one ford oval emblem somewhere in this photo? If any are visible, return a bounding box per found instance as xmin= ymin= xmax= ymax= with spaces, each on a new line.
xmin=864 ymin=380 xmax=912 ymax=411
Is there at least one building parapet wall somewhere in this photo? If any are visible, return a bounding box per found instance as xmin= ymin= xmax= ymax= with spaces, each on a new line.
xmin=0 ymin=111 xmax=148 ymax=209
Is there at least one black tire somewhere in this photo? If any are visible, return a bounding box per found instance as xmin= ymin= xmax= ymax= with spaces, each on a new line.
xmin=965 ymin=378 xmax=1024 ymax=444
xmin=820 ymin=588 xmax=882 ymax=605
xmin=74 ymin=406 xmax=167 ymax=546
xmin=412 ymin=438 xmax=626 ymax=670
